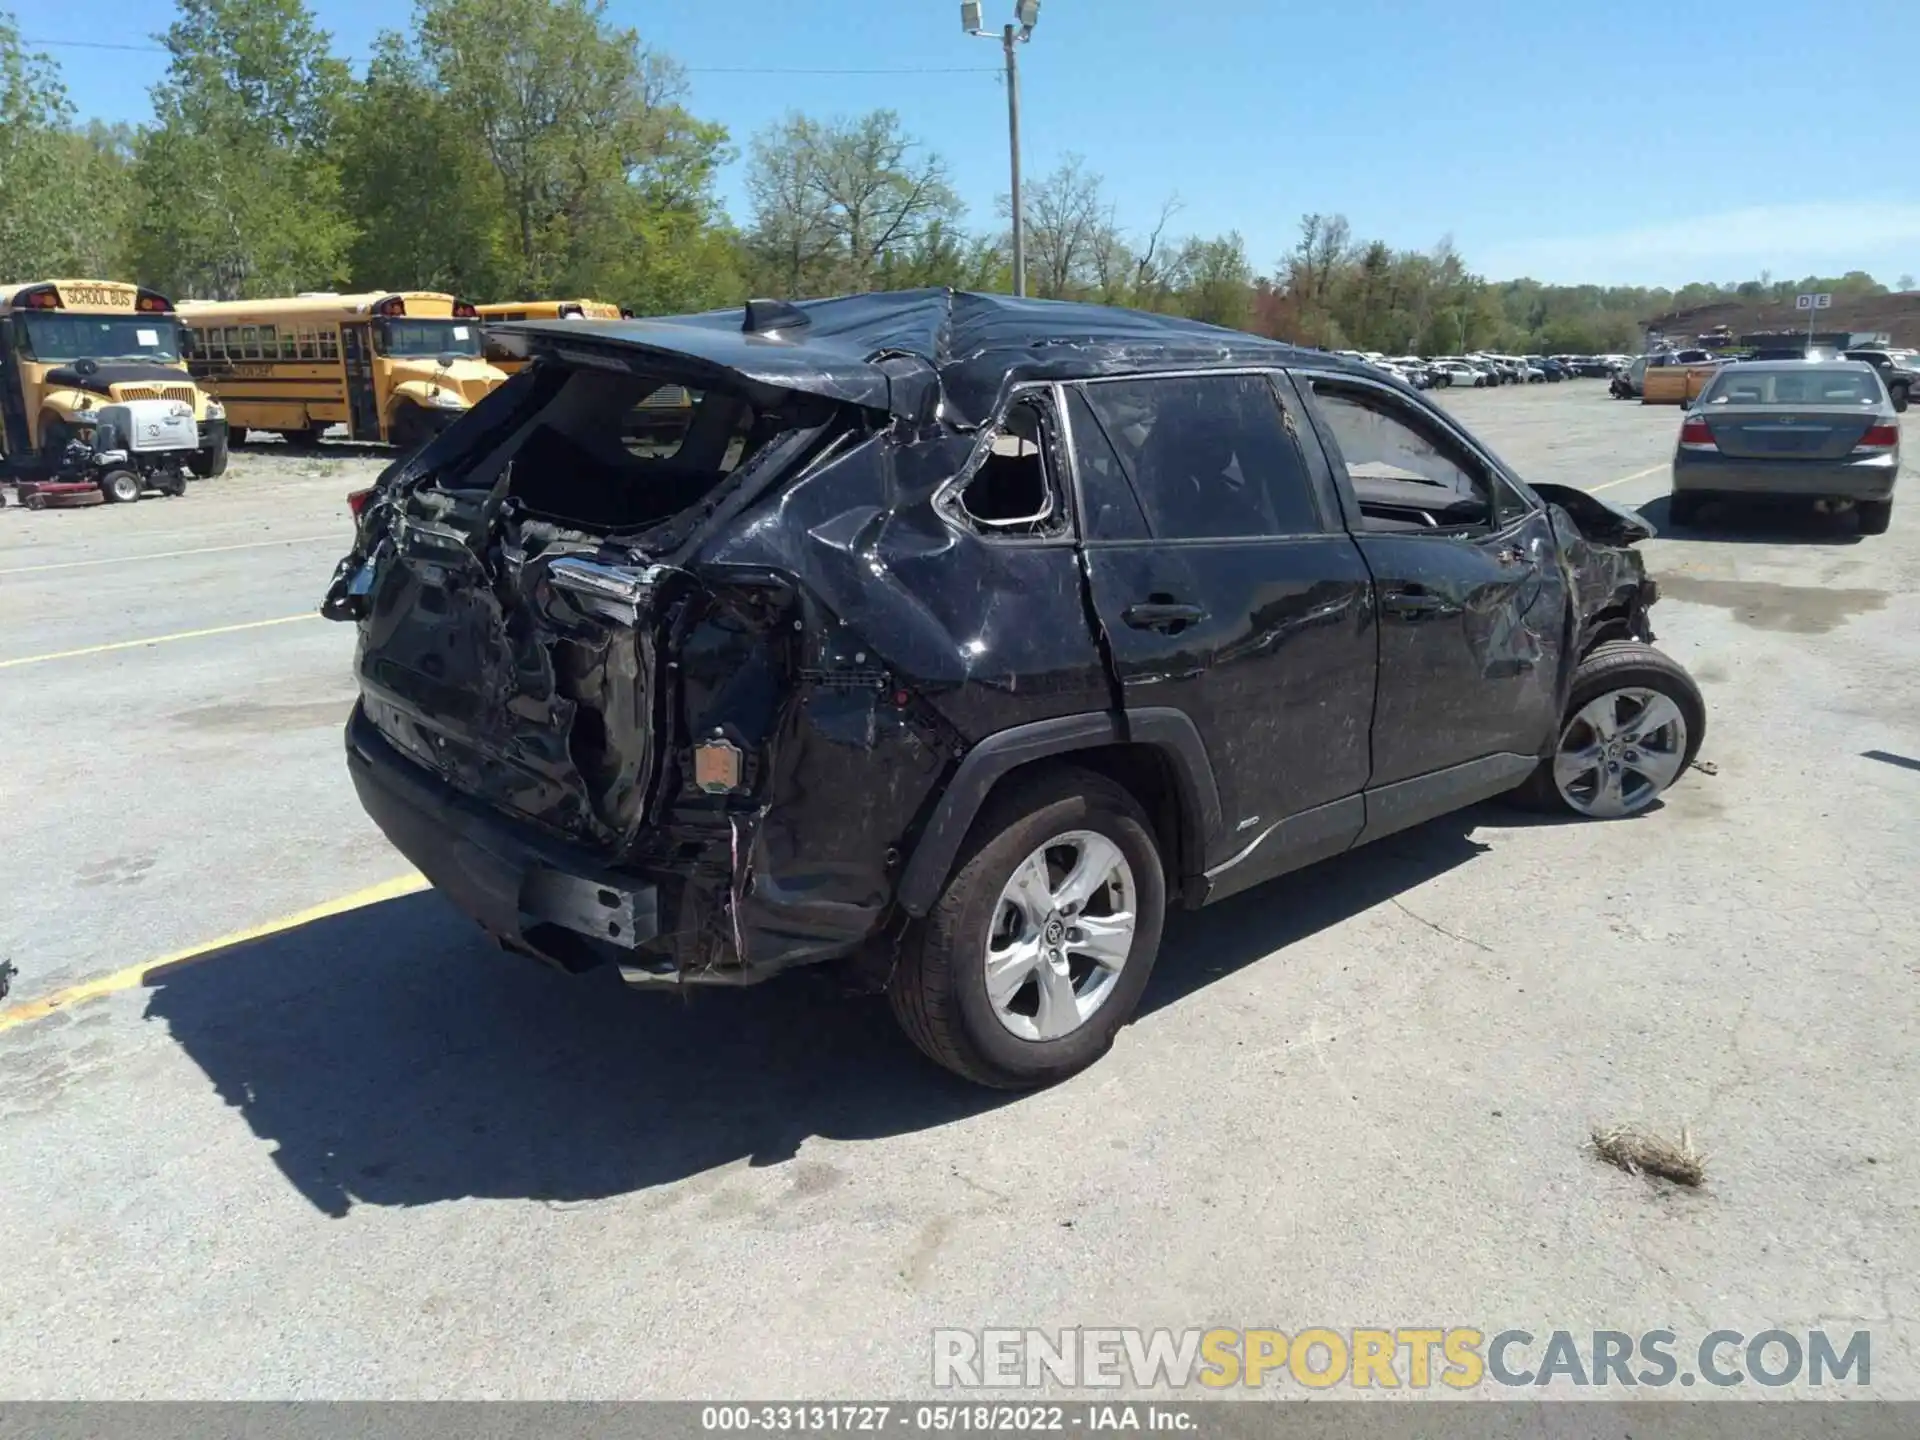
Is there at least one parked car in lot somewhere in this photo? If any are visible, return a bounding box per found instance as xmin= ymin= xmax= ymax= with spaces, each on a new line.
xmin=1842 ymin=347 xmax=1917 ymax=412
xmin=323 ymin=291 xmax=1705 ymax=1088
xmin=1431 ymin=361 xmax=1482 ymax=388
xmin=1671 ymin=360 xmax=1899 ymax=533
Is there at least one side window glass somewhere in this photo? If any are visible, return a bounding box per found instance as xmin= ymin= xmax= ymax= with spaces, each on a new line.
xmin=179 ymin=327 xmax=197 ymax=359
xmin=1065 ymin=386 xmax=1148 ymax=540
xmin=222 ymin=326 xmax=243 ymax=357
xmin=240 ymin=325 xmax=261 ymax=360
xmin=319 ymin=330 xmax=339 ymax=360
xmin=297 ymin=329 xmax=316 ymax=360
xmin=951 ymin=394 xmax=1068 ymax=538
xmin=1080 ymin=373 xmax=1322 ymax=540
xmin=279 ymin=328 xmax=298 ymax=360
xmin=1308 ymin=382 xmax=1494 ymax=533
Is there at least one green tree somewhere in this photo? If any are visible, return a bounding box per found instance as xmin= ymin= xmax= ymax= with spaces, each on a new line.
xmin=339 ymin=34 xmax=507 ymax=295
xmin=413 ymin=0 xmax=731 ymax=308
xmin=0 ymin=17 xmax=109 ymax=277
xmin=130 ymin=0 xmax=355 ymax=298
xmin=1176 ymin=232 xmax=1253 ymax=329
xmin=743 ymin=109 xmax=961 ymax=296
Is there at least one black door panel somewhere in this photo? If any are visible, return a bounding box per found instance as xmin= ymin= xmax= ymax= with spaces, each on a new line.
xmin=1356 ymin=510 xmax=1565 ymax=782
xmin=1069 ymin=372 xmax=1378 ymax=878
xmin=1294 ymin=371 xmax=1571 ymax=786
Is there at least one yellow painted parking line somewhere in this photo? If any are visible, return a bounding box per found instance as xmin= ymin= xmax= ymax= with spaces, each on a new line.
xmin=0 ymin=873 xmax=430 ymax=1034
xmin=0 ymin=612 xmax=321 ymax=670
xmin=0 ymin=533 xmax=341 ymax=577
xmin=1589 ymin=463 xmax=1668 ymax=494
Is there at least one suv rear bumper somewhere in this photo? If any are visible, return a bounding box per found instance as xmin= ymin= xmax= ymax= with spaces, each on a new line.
xmin=346 ymin=703 xmax=660 ymax=970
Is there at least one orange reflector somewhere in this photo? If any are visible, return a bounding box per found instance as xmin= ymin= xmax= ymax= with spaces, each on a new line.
xmin=692 ymin=738 xmax=743 ymax=794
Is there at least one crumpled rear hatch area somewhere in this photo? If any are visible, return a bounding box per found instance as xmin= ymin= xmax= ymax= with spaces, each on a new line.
xmin=348 ymin=359 xmax=833 ymax=853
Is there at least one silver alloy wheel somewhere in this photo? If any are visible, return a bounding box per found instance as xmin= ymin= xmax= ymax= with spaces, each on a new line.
xmin=983 ymin=830 xmax=1137 ymax=1042
xmin=1553 ymin=686 xmax=1689 ymax=818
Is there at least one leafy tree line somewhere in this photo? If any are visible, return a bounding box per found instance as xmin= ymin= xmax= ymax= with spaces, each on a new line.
xmin=0 ymin=0 xmax=1903 ymax=354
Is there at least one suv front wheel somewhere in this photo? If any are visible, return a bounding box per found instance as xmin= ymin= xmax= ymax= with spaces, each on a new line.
xmin=1511 ymin=642 xmax=1706 ymax=817
xmin=889 ymin=767 xmax=1167 ymax=1088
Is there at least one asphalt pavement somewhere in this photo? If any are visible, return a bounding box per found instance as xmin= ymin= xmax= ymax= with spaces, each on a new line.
xmin=1 ymin=388 xmax=1915 ymax=1399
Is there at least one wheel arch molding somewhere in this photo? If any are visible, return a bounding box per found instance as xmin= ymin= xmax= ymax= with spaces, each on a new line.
xmin=894 ymin=707 xmax=1222 ymax=918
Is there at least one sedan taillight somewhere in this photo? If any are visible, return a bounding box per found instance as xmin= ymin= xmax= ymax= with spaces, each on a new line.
xmin=1678 ymin=417 xmax=1716 ymax=451
xmin=1853 ymin=424 xmax=1899 ymax=454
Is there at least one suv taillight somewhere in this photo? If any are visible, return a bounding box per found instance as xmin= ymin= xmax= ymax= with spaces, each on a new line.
xmin=1854 ymin=424 xmax=1899 ymax=453
xmin=1678 ymin=417 xmax=1716 ymax=451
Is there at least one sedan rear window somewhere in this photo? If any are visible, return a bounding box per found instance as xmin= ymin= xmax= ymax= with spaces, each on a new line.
xmin=1702 ymin=370 xmax=1885 ymax=407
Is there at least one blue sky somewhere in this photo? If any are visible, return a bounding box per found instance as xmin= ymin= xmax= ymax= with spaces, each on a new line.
xmin=28 ymin=0 xmax=1920 ymax=288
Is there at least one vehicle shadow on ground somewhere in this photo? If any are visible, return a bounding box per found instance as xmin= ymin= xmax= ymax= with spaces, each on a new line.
xmin=1637 ymin=493 xmax=1865 ymax=544
xmin=238 ymin=438 xmax=393 ymax=463
xmin=141 ymin=814 xmax=1492 ymax=1217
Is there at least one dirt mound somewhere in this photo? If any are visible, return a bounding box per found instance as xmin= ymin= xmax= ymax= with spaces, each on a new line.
xmin=1647 ymin=292 xmax=1920 ymax=345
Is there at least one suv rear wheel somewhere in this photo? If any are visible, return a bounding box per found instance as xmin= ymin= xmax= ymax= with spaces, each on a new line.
xmin=889 ymin=767 xmax=1167 ymax=1088
xmin=1511 ymin=642 xmax=1705 ymax=817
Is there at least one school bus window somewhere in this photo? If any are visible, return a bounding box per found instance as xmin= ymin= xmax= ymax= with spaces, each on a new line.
xmin=293 ymin=329 xmax=313 ymax=359
xmin=280 ymin=329 xmax=298 ymax=360
xmin=319 ymin=330 xmax=338 ymax=360
xmin=222 ymin=326 xmax=243 ymax=357
xmin=179 ymin=327 xmax=198 ymax=359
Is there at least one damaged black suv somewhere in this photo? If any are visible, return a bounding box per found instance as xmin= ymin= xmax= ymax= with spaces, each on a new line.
xmin=323 ymin=291 xmax=1704 ymax=1089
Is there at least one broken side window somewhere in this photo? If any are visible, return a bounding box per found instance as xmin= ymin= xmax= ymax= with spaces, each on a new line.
xmin=1307 ymin=380 xmax=1495 ymax=533
xmin=950 ymin=393 xmax=1069 ymax=539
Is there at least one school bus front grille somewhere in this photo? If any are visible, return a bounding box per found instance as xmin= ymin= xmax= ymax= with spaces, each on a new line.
xmin=110 ymin=385 xmax=199 ymax=405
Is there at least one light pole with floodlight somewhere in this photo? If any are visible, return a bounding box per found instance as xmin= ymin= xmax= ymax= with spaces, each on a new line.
xmin=961 ymin=1 xmax=1039 ymax=298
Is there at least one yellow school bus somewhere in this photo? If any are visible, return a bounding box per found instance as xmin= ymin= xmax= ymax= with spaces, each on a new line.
xmin=178 ymin=292 xmax=508 ymax=449
xmin=0 ymin=280 xmax=228 ymax=477
xmin=475 ymin=299 xmax=625 ymax=374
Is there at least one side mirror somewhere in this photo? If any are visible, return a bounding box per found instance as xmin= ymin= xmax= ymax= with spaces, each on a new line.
xmin=437 ymin=351 xmax=459 ymax=370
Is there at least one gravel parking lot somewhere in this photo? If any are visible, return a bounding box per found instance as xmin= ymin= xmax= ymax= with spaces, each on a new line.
xmin=2 ymin=384 xmax=1916 ymax=1399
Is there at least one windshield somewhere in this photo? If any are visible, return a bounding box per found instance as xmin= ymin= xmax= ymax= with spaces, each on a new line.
xmin=1703 ymin=369 xmax=1884 ymax=406
xmin=20 ymin=313 xmax=182 ymax=363
xmin=375 ymin=318 xmax=483 ymax=359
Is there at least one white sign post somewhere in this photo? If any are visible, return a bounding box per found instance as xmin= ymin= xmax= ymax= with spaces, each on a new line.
xmin=1797 ymin=292 xmax=1832 ymax=347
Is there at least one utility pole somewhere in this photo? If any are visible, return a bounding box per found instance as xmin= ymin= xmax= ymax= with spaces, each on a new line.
xmin=963 ymin=2 xmax=1039 ymax=298
xmin=1003 ymin=22 xmax=1024 ymax=297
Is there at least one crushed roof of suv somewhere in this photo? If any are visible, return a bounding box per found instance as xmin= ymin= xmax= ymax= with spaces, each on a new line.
xmin=489 ymin=288 xmax=1373 ymax=427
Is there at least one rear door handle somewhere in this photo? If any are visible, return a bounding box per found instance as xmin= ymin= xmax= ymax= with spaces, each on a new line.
xmin=1122 ymin=601 xmax=1207 ymax=631
xmin=1382 ymin=590 xmax=1444 ymax=618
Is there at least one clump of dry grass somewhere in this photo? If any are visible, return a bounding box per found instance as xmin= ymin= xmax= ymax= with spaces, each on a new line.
xmin=1592 ymin=1124 xmax=1706 ymax=1187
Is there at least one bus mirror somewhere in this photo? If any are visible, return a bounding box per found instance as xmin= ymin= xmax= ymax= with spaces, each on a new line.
xmin=437 ymin=352 xmax=459 ymax=370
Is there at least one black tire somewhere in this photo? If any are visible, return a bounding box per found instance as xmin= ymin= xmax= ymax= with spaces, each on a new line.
xmin=100 ymin=469 xmax=142 ymax=504
xmin=388 ymin=405 xmax=436 ymax=456
xmin=301 ymin=422 xmax=332 ymax=447
xmin=1509 ymin=641 xmax=1707 ymax=815
xmin=231 ymin=427 xmax=252 ymax=446
xmin=24 ymin=491 xmax=46 ymax=511
xmin=188 ymin=437 xmax=228 ymax=478
xmin=1857 ymin=499 xmax=1893 ymax=535
xmin=888 ymin=766 xmax=1168 ymax=1089
xmin=1667 ymin=491 xmax=1704 ymax=526
xmin=1890 ymin=384 xmax=1908 ymax=414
